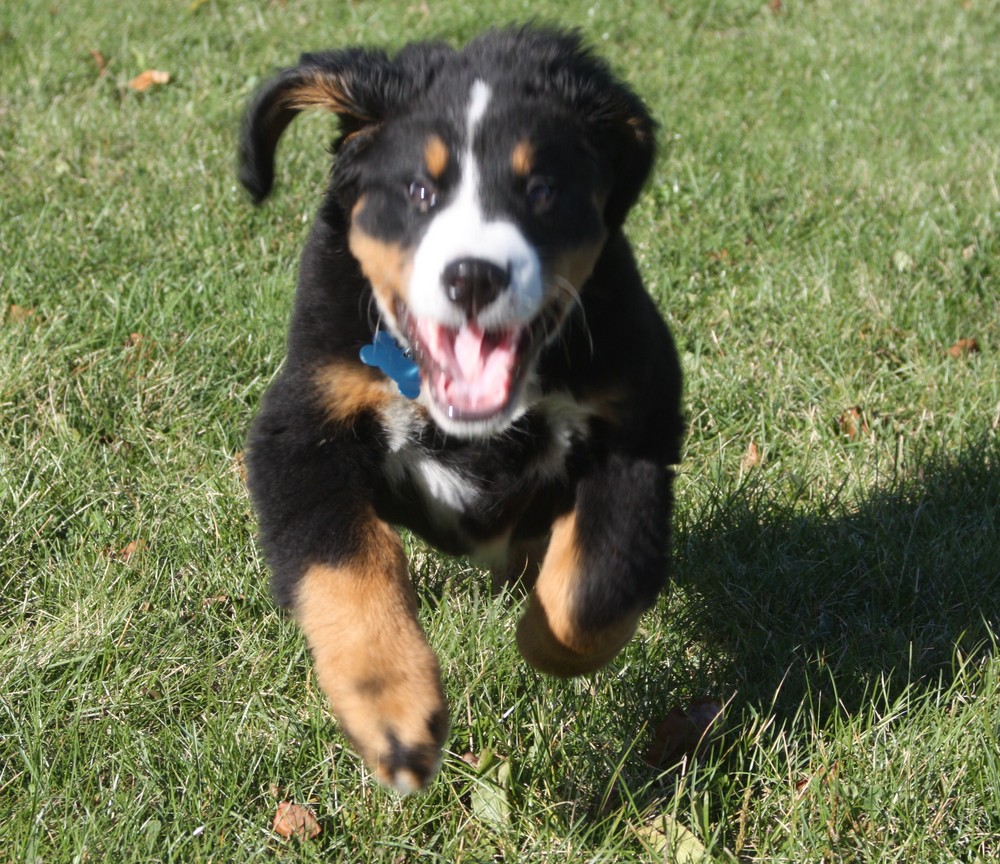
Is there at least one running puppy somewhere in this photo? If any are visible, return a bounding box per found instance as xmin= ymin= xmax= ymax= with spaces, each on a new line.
xmin=240 ymin=26 xmax=684 ymax=792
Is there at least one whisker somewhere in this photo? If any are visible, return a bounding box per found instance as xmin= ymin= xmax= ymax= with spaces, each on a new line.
xmin=547 ymin=274 xmax=593 ymax=357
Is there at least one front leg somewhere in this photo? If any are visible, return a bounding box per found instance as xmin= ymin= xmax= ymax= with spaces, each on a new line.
xmin=517 ymin=454 xmax=673 ymax=677
xmin=247 ymin=385 xmax=448 ymax=792
xmin=295 ymin=511 xmax=448 ymax=792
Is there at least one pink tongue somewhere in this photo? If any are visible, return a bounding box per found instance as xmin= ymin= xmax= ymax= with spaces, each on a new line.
xmin=417 ymin=320 xmax=520 ymax=417
xmin=453 ymin=326 xmax=490 ymax=380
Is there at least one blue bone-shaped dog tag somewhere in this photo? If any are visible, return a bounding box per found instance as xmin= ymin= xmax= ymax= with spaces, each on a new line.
xmin=359 ymin=331 xmax=421 ymax=399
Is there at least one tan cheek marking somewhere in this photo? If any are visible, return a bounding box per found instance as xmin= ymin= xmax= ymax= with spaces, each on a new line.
xmin=511 ymin=138 xmax=534 ymax=176
xmin=516 ymin=511 xmax=640 ymax=677
xmin=549 ymin=237 xmax=607 ymax=301
xmin=313 ymin=361 xmax=394 ymax=423
xmin=295 ymin=515 xmax=447 ymax=790
xmin=348 ymin=225 xmax=414 ymax=314
xmin=423 ymin=134 xmax=449 ymax=179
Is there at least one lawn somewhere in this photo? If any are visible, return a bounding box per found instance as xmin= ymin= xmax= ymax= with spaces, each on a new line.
xmin=2 ymin=0 xmax=999 ymax=861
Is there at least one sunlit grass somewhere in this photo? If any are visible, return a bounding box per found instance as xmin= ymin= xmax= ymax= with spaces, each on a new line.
xmin=2 ymin=0 xmax=998 ymax=860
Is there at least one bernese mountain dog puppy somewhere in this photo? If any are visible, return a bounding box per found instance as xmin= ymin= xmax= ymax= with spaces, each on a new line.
xmin=239 ymin=25 xmax=684 ymax=792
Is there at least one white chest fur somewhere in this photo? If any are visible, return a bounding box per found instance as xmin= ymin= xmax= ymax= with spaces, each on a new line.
xmin=379 ymin=389 xmax=599 ymax=538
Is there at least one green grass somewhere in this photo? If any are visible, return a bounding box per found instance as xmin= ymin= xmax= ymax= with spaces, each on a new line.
xmin=2 ymin=0 xmax=999 ymax=860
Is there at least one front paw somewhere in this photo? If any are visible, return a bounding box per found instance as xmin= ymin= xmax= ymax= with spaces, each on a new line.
xmin=296 ymin=562 xmax=450 ymax=792
xmin=333 ymin=664 xmax=450 ymax=793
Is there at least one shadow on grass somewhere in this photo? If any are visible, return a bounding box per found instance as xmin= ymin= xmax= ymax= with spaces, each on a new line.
xmin=667 ymin=431 xmax=1000 ymax=720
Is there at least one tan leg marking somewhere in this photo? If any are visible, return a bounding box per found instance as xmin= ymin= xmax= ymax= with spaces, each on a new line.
xmin=296 ymin=516 xmax=448 ymax=792
xmin=516 ymin=512 xmax=640 ymax=677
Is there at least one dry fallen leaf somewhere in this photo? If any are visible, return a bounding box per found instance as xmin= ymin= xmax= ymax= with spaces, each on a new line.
xmin=5 ymin=304 xmax=35 ymax=325
xmin=109 ymin=539 xmax=147 ymax=562
xmin=947 ymin=337 xmax=980 ymax=358
xmin=837 ymin=406 xmax=869 ymax=441
xmin=90 ymin=50 xmax=108 ymax=76
xmin=646 ymin=698 xmax=723 ymax=769
xmin=272 ymin=801 xmax=321 ymax=841
xmin=129 ymin=69 xmax=171 ymax=92
xmin=741 ymin=440 xmax=760 ymax=472
xmin=795 ymin=761 xmax=839 ymax=800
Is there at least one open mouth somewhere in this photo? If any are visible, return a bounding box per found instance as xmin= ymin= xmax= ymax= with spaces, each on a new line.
xmin=397 ymin=302 xmax=540 ymax=422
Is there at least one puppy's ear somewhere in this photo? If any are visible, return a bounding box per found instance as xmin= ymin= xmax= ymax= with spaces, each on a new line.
xmin=584 ymin=79 xmax=656 ymax=230
xmin=481 ymin=27 xmax=656 ymax=229
xmin=239 ymin=43 xmax=452 ymax=203
xmin=555 ymin=34 xmax=656 ymax=229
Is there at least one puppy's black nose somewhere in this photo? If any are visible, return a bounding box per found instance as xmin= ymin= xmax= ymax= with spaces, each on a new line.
xmin=441 ymin=258 xmax=510 ymax=319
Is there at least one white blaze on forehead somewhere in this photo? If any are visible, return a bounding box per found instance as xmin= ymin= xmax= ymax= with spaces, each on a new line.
xmin=465 ymin=79 xmax=492 ymax=133
xmin=407 ymin=79 xmax=542 ymax=330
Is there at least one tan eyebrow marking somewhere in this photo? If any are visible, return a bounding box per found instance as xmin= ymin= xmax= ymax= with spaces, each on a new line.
xmin=423 ymin=134 xmax=450 ymax=179
xmin=511 ymin=138 xmax=534 ymax=176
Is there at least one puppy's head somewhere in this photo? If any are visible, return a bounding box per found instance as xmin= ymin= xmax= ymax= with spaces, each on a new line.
xmin=241 ymin=27 xmax=655 ymax=438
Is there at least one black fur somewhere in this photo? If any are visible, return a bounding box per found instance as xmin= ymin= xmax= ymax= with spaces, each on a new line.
xmin=239 ymin=25 xmax=684 ymax=789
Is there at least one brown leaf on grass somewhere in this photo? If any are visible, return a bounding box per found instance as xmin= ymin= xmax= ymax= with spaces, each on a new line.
xmin=646 ymin=698 xmax=723 ymax=769
xmin=89 ymin=50 xmax=108 ymax=76
xmin=768 ymin=0 xmax=783 ymax=14
xmin=5 ymin=304 xmax=35 ymax=325
xmin=272 ymin=801 xmax=321 ymax=841
xmin=124 ymin=332 xmax=144 ymax=347
xmin=947 ymin=337 xmax=980 ymax=358
xmin=129 ymin=69 xmax=171 ymax=92
xmin=200 ymin=594 xmax=246 ymax=613
xmin=109 ymin=539 xmax=147 ymax=562
xmin=741 ymin=440 xmax=761 ymax=471
xmin=837 ymin=406 xmax=869 ymax=441
xmin=795 ymin=762 xmax=839 ymax=800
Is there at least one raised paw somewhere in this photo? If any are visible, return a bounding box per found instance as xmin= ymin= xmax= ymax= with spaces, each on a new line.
xmin=333 ymin=658 xmax=450 ymax=792
xmin=517 ymin=592 xmax=639 ymax=677
xmin=295 ymin=558 xmax=450 ymax=792
xmin=514 ymin=511 xmax=643 ymax=677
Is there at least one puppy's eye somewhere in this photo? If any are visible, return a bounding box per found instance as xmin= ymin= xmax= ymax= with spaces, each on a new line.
xmin=526 ymin=176 xmax=556 ymax=211
xmin=408 ymin=180 xmax=439 ymax=214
